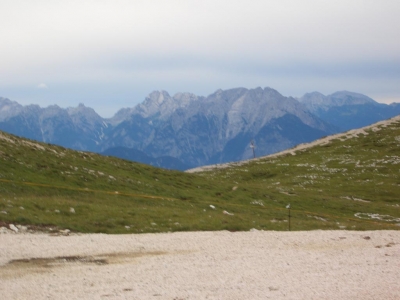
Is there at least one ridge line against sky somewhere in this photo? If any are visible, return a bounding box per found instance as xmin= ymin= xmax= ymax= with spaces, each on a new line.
xmin=1 ymin=0 xmax=399 ymax=118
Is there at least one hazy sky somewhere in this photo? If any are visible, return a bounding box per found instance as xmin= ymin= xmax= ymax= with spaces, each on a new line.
xmin=1 ymin=0 xmax=400 ymax=117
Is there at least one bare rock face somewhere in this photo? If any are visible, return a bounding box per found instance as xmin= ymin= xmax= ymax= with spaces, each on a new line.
xmin=133 ymin=91 xmax=201 ymax=120
xmin=298 ymin=91 xmax=400 ymax=131
xmin=0 ymin=97 xmax=24 ymax=121
xmin=2 ymin=87 xmax=398 ymax=169
xmin=0 ymin=100 xmax=109 ymax=152
xmin=103 ymin=87 xmax=335 ymax=167
xmin=299 ymin=91 xmax=376 ymax=114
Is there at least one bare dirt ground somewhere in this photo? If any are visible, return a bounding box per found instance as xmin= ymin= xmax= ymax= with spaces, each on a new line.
xmin=1 ymin=230 xmax=399 ymax=299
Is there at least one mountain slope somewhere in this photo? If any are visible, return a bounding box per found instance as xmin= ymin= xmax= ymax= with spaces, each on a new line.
xmin=0 ymin=98 xmax=108 ymax=151
xmin=299 ymin=91 xmax=400 ymax=131
xmin=1 ymin=88 xmax=398 ymax=169
xmin=101 ymin=146 xmax=190 ymax=171
xmin=104 ymin=87 xmax=336 ymax=167
xmin=1 ymin=116 xmax=399 ymax=233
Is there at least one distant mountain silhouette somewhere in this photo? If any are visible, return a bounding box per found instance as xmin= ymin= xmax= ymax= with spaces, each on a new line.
xmin=1 ymin=88 xmax=398 ymax=169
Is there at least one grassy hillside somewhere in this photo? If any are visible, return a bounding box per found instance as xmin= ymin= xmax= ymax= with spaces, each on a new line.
xmin=1 ymin=116 xmax=399 ymax=233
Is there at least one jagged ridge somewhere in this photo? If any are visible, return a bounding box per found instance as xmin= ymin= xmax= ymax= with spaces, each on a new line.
xmin=1 ymin=87 xmax=399 ymax=169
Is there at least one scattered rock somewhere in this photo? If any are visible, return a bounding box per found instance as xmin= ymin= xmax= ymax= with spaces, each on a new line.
xmin=307 ymin=215 xmax=327 ymax=222
xmin=363 ymin=236 xmax=371 ymax=240
xmin=355 ymin=212 xmax=400 ymax=222
xmin=16 ymin=225 xmax=28 ymax=231
xmin=209 ymin=205 xmax=216 ymax=209
xmin=9 ymin=224 xmax=19 ymax=233
xmin=19 ymin=206 xmax=24 ymax=210
xmin=223 ymin=210 xmax=234 ymax=216
xmin=0 ymin=227 xmax=10 ymax=234
xmin=69 ymin=207 xmax=75 ymax=213
xmin=0 ymin=210 xmax=7 ymax=214
xmin=349 ymin=196 xmax=371 ymax=203
xmin=59 ymin=229 xmax=70 ymax=235
xmin=251 ymin=200 xmax=264 ymax=206
xmin=232 ymin=186 xmax=238 ymax=191
xmin=125 ymin=226 xmax=131 ymax=229
xmin=55 ymin=209 xmax=60 ymax=213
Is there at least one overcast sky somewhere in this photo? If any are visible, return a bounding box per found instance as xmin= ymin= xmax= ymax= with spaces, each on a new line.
xmin=1 ymin=0 xmax=400 ymax=117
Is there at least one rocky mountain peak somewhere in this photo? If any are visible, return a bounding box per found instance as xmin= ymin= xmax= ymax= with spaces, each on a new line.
xmin=40 ymin=105 xmax=66 ymax=119
xmin=223 ymin=87 xmax=321 ymax=138
xmin=2 ymin=87 xmax=399 ymax=169
xmin=67 ymin=103 xmax=86 ymax=114
xmin=0 ymin=97 xmax=23 ymax=121
xmin=133 ymin=90 xmax=199 ymax=120
xmin=329 ymin=91 xmax=376 ymax=106
xmin=67 ymin=103 xmax=103 ymax=121
xmin=173 ymin=92 xmax=201 ymax=104
xmin=298 ymin=92 xmax=328 ymax=113
xmin=299 ymin=91 xmax=325 ymax=102
xmin=262 ymin=86 xmax=281 ymax=97
xmin=148 ymin=90 xmax=170 ymax=105
xmin=133 ymin=90 xmax=171 ymax=118
xmin=300 ymin=90 xmax=378 ymax=114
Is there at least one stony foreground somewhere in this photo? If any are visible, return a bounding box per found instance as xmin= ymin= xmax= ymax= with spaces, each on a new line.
xmin=0 ymin=230 xmax=399 ymax=299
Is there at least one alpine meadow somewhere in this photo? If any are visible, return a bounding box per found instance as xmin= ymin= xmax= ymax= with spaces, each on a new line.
xmin=1 ymin=116 xmax=399 ymax=234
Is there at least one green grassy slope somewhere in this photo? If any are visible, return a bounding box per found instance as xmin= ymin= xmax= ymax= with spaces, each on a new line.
xmin=0 ymin=116 xmax=399 ymax=233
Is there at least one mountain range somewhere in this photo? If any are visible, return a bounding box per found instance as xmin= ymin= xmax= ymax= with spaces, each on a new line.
xmin=1 ymin=87 xmax=399 ymax=170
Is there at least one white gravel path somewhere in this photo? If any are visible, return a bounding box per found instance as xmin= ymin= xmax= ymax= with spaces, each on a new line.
xmin=1 ymin=230 xmax=399 ymax=299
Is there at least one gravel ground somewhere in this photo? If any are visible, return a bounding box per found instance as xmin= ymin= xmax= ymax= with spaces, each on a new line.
xmin=1 ymin=230 xmax=399 ymax=299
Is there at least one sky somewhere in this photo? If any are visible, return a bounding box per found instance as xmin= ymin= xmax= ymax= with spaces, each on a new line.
xmin=1 ymin=0 xmax=400 ymax=117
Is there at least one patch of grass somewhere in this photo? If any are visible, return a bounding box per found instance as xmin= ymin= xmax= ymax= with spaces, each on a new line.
xmin=1 ymin=118 xmax=400 ymax=233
